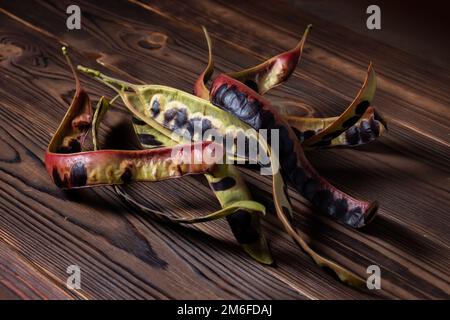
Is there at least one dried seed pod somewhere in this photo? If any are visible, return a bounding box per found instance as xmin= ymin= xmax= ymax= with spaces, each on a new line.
xmin=78 ymin=66 xmax=365 ymax=286
xmin=210 ymin=73 xmax=378 ymax=228
xmin=194 ymin=25 xmax=311 ymax=98
xmin=286 ymin=106 xmax=387 ymax=147
xmin=227 ymin=25 xmax=312 ymax=95
xmin=301 ymin=64 xmax=377 ymax=148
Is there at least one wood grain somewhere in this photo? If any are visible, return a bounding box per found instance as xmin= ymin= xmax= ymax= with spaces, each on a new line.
xmin=0 ymin=0 xmax=448 ymax=299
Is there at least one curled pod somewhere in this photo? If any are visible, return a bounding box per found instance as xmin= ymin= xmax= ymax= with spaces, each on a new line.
xmin=194 ymin=25 xmax=311 ymax=99
xmin=286 ymin=106 xmax=387 ymax=147
xmin=301 ymin=64 xmax=377 ymax=148
xmin=227 ymin=25 xmax=312 ymax=95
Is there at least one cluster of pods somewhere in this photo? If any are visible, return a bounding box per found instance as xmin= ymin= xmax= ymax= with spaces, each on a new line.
xmin=45 ymin=26 xmax=387 ymax=288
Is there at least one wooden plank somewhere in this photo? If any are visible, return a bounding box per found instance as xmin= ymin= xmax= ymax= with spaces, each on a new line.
xmin=0 ymin=239 xmax=76 ymax=299
xmin=0 ymin=0 xmax=448 ymax=299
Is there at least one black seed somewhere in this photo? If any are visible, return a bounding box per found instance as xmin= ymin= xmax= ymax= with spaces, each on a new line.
xmin=185 ymin=117 xmax=205 ymax=139
xmin=213 ymin=85 xmax=266 ymax=131
xmin=244 ymin=79 xmax=259 ymax=92
xmin=132 ymin=117 xmax=147 ymax=126
xmin=121 ymin=168 xmax=132 ymax=183
xmin=210 ymin=177 xmax=236 ymax=191
xmin=174 ymin=108 xmax=188 ymax=129
xmin=223 ymin=88 xmax=240 ymax=112
xmin=360 ymin=119 xmax=371 ymax=131
xmin=343 ymin=207 xmax=364 ymax=227
xmin=163 ymin=108 xmax=177 ymax=124
xmin=241 ymin=99 xmax=261 ymax=119
xmin=355 ymin=100 xmax=370 ymax=115
xmin=226 ymin=211 xmax=259 ymax=244
xmin=247 ymin=99 xmax=263 ymax=115
xmin=342 ymin=115 xmax=361 ymax=128
xmin=185 ymin=122 xmax=195 ymax=138
xmin=345 ymin=126 xmax=360 ymax=145
xmin=303 ymin=178 xmax=319 ymax=200
xmin=201 ymin=118 xmax=212 ymax=134
xmin=212 ymin=84 xmax=228 ymax=105
xmin=312 ymin=189 xmax=334 ymax=213
xmin=187 ymin=117 xmax=201 ymax=134
xmin=329 ymin=198 xmax=348 ymax=219
xmin=359 ymin=120 xmax=373 ymax=143
xmin=70 ymin=162 xmax=87 ymax=187
xmin=151 ymin=99 xmax=160 ymax=117
xmin=235 ymin=90 xmax=248 ymax=107
xmin=238 ymin=99 xmax=260 ymax=122
xmin=249 ymin=112 xmax=262 ymax=129
xmin=138 ymin=134 xmax=163 ymax=146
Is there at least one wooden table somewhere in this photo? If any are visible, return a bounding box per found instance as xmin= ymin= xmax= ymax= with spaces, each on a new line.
xmin=0 ymin=0 xmax=449 ymax=299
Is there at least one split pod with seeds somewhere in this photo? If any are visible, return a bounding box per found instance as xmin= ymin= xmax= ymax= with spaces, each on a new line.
xmin=195 ymin=25 xmax=386 ymax=228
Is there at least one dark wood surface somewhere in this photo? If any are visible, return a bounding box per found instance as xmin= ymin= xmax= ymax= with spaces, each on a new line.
xmin=0 ymin=0 xmax=449 ymax=299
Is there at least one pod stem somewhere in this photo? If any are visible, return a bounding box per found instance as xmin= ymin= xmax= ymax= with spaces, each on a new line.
xmin=77 ymin=65 xmax=136 ymax=93
xmin=62 ymin=46 xmax=80 ymax=89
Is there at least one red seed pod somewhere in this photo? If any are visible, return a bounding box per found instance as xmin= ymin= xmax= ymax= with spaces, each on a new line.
xmin=210 ymin=73 xmax=378 ymax=228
